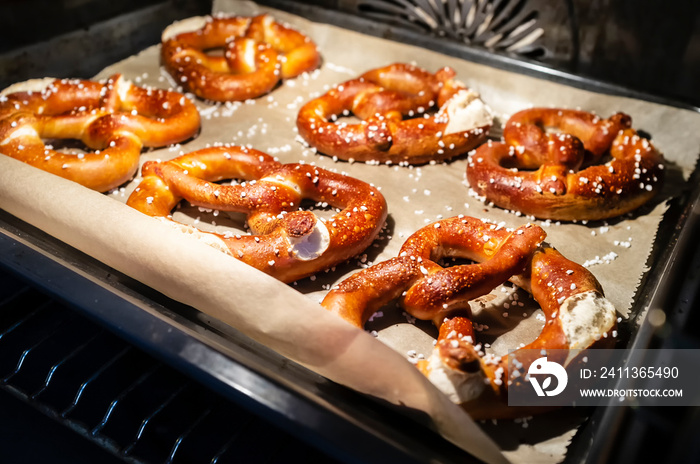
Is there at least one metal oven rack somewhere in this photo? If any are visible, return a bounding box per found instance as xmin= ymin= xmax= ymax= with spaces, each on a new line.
xmin=0 ymin=268 xmax=340 ymax=464
xmin=1 ymin=1 xmax=700 ymax=463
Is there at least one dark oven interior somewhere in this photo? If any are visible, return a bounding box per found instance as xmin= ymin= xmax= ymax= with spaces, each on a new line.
xmin=1 ymin=1 xmax=700 ymax=463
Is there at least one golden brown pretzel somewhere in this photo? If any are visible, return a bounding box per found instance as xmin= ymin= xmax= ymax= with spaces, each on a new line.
xmin=296 ymin=63 xmax=493 ymax=165
xmin=0 ymin=74 xmax=201 ymax=192
xmin=467 ymin=108 xmax=665 ymax=221
xmin=161 ymin=14 xmax=321 ymax=102
xmin=127 ymin=146 xmax=387 ymax=283
xmin=322 ymin=216 xmax=616 ymax=414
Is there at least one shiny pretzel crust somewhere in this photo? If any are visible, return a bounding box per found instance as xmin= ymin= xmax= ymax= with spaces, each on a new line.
xmin=322 ymin=216 xmax=616 ymax=417
xmin=0 ymin=75 xmax=200 ymax=192
xmin=467 ymin=108 xmax=665 ymax=221
xmin=127 ymin=146 xmax=387 ymax=283
xmin=296 ymin=63 xmax=492 ymax=165
xmin=161 ymin=14 xmax=320 ymax=102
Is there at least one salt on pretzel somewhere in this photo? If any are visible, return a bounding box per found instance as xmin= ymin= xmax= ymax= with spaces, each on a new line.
xmin=322 ymin=216 xmax=616 ymax=416
xmin=467 ymin=108 xmax=665 ymax=221
xmin=296 ymin=63 xmax=492 ymax=165
xmin=0 ymin=74 xmax=201 ymax=192
xmin=161 ymin=14 xmax=321 ymax=102
xmin=126 ymin=146 xmax=387 ymax=283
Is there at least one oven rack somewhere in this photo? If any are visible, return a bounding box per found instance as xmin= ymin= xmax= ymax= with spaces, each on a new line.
xmin=0 ymin=269 xmax=342 ymax=464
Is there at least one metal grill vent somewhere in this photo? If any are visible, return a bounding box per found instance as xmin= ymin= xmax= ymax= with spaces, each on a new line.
xmin=356 ymin=0 xmax=544 ymax=57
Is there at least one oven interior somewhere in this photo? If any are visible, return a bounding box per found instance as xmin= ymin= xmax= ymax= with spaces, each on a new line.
xmin=1 ymin=0 xmax=700 ymax=463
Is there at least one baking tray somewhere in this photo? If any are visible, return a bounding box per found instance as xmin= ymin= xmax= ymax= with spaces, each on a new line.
xmin=1 ymin=1 xmax=699 ymax=463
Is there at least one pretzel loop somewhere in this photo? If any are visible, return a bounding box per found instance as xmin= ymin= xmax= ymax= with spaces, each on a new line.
xmin=296 ymin=63 xmax=493 ymax=165
xmin=467 ymin=108 xmax=664 ymax=220
xmin=161 ymin=14 xmax=321 ymax=102
xmin=0 ymin=75 xmax=200 ymax=192
xmin=322 ymin=216 xmax=616 ymax=414
xmin=127 ymin=146 xmax=388 ymax=283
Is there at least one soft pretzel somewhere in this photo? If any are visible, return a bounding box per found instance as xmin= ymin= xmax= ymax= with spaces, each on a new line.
xmin=127 ymin=146 xmax=387 ymax=283
xmin=467 ymin=108 xmax=665 ymax=221
xmin=296 ymin=63 xmax=492 ymax=165
xmin=0 ymin=75 xmax=200 ymax=192
xmin=161 ymin=14 xmax=321 ymax=102
xmin=322 ymin=216 xmax=616 ymax=416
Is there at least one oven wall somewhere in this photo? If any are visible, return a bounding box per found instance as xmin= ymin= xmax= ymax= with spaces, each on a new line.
xmin=572 ymin=0 xmax=700 ymax=107
xmin=0 ymin=0 xmax=211 ymax=88
xmin=1 ymin=0 xmax=698 ymax=107
xmin=297 ymin=0 xmax=700 ymax=107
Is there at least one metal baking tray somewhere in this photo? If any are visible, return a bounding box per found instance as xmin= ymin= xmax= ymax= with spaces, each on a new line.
xmin=1 ymin=1 xmax=699 ymax=462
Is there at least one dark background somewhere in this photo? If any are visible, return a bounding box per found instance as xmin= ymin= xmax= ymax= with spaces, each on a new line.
xmin=0 ymin=0 xmax=698 ymax=107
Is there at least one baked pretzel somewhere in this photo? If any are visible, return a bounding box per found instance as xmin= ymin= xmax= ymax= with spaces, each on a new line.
xmin=467 ymin=108 xmax=665 ymax=221
xmin=322 ymin=216 xmax=616 ymax=415
xmin=127 ymin=146 xmax=387 ymax=283
xmin=161 ymin=14 xmax=321 ymax=102
xmin=296 ymin=63 xmax=492 ymax=164
xmin=0 ymin=75 xmax=200 ymax=192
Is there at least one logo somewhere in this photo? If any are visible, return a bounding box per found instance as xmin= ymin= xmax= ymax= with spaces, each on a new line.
xmin=528 ymin=356 xmax=568 ymax=397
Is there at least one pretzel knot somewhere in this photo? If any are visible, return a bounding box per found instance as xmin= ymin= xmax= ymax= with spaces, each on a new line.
xmin=322 ymin=216 xmax=616 ymax=415
xmin=467 ymin=108 xmax=665 ymax=221
xmin=161 ymin=14 xmax=321 ymax=102
xmin=126 ymin=146 xmax=387 ymax=283
xmin=0 ymin=74 xmax=201 ymax=192
xmin=296 ymin=63 xmax=493 ymax=165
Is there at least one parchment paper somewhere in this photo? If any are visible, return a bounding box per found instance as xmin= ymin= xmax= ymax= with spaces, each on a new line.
xmin=1 ymin=1 xmax=699 ymax=463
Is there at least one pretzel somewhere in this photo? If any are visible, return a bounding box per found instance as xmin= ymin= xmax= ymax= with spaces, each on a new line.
xmin=467 ymin=108 xmax=665 ymax=221
xmin=161 ymin=14 xmax=321 ymax=102
xmin=296 ymin=63 xmax=492 ymax=165
xmin=126 ymin=146 xmax=387 ymax=283
xmin=0 ymin=74 xmax=201 ymax=192
xmin=322 ymin=216 xmax=616 ymax=416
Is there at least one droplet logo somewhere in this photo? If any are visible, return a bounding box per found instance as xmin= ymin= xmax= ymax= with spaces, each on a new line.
xmin=528 ymin=356 xmax=568 ymax=397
